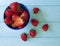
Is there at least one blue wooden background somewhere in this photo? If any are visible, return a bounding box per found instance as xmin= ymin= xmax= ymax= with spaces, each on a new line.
xmin=0 ymin=0 xmax=60 ymax=46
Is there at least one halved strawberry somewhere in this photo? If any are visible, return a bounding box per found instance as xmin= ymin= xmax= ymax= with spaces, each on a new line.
xmin=4 ymin=17 xmax=13 ymax=25
xmin=21 ymin=33 xmax=27 ymax=41
xmin=30 ymin=29 xmax=36 ymax=38
xmin=5 ymin=9 xmax=14 ymax=17
xmin=18 ymin=24 xmax=24 ymax=28
xmin=14 ymin=18 xmax=24 ymax=27
xmin=10 ymin=2 xmax=20 ymax=12
xmin=11 ymin=24 xmax=16 ymax=28
xmin=20 ymin=10 xmax=28 ymax=21
xmin=12 ymin=13 xmax=20 ymax=21
xmin=42 ymin=24 xmax=49 ymax=31
xmin=31 ymin=19 xmax=39 ymax=26
xmin=33 ymin=8 xmax=40 ymax=14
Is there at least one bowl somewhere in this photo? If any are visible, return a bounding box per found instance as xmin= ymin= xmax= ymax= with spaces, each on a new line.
xmin=4 ymin=2 xmax=30 ymax=30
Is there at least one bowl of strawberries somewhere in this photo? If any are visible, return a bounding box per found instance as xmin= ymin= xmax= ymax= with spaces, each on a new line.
xmin=4 ymin=2 xmax=30 ymax=29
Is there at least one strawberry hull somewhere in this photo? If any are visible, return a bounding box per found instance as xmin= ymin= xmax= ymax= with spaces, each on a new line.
xmin=4 ymin=3 xmax=30 ymax=30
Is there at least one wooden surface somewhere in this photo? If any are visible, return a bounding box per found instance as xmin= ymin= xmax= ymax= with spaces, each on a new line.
xmin=0 ymin=0 xmax=60 ymax=46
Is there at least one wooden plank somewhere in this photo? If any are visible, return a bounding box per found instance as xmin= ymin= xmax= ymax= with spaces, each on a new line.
xmin=0 ymin=0 xmax=60 ymax=6
xmin=0 ymin=38 xmax=60 ymax=46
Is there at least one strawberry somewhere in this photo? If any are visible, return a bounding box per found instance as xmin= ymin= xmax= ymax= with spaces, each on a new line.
xmin=30 ymin=29 xmax=36 ymax=38
xmin=21 ymin=33 xmax=27 ymax=41
xmin=20 ymin=10 xmax=28 ymax=21
xmin=42 ymin=24 xmax=48 ymax=31
xmin=33 ymin=8 xmax=40 ymax=14
xmin=10 ymin=2 xmax=20 ymax=12
xmin=12 ymin=13 xmax=20 ymax=21
xmin=5 ymin=9 xmax=14 ymax=17
xmin=14 ymin=18 xmax=24 ymax=27
xmin=11 ymin=24 xmax=16 ymax=28
xmin=4 ymin=17 xmax=13 ymax=25
xmin=18 ymin=24 xmax=24 ymax=28
xmin=18 ymin=8 xmax=24 ymax=15
xmin=31 ymin=19 xmax=39 ymax=26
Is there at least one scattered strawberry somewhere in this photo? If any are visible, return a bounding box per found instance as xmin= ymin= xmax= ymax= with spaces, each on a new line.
xmin=42 ymin=24 xmax=49 ymax=31
xmin=21 ymin=10 xmax=28 ymax=21
xmin=21 ymin=33 xmax=27 ymax=41
xmin=4 ymin=17 xmax=13 ymax=25
xmin=10 ymin=2 xmax=20 ymax=12
xmin=14 ymin=18 xmax=24 ymax=27
xmin=30 ymin=29 xmax=36 ymax=38
xmin=33 ymin=8 xmax=40 ymax=14
xmin=5 ymin=9 xmax=14 ymax=17
xmin=31 ymin=19 xmax=39 ymax=26
xmin=12 ymin=13 xmax=20 ymax=21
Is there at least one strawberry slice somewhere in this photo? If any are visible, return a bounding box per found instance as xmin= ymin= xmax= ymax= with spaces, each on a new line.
xmin=20 ymin=10 xmax=28 ymax=21
xmin=4 ymin=17 xmax=13 ymax=25
xmin=30 ymin=29 xmax=36 ymax=38
xmin=5 ymin=9 xmax=14 ymax=17
xmin=31 ymin=19 xmax=39 ymax=26
xmin=14 ymin=18 xmax=24 ymax=27
xmin=42 ymin=24 xmax=49 ymax=31
xmin=10 ymin=2 xmax=20 ymax=12
xmin=21 ymin=33 xmax=27 ymax=41
xmin=33 ymin=8 xmax=40 ymax=14
xmin=11 ymin=24 xmax=16 ymax=28
xmin=12 ymin=13 xmax=20 ymax=21
xmin=18 ymin=24 xmax=24 ymax=28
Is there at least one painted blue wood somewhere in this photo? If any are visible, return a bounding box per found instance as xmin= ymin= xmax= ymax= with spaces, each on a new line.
xmin=0 ymin=0 xmax=60 ymax=46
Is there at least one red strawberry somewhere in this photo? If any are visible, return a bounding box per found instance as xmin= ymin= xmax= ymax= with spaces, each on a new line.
xmin=21 ymin=10 xmax=28 ymax=21
xmin=18 ymin=8 xmax=24 ymax=15
xmin=10 ymin=2 xmax=20 ymax=12
xmin=33 ymin=8 xmax=40 ymax=14
xmin=5 ymin=9 xmax=14 ymax=17
xmin=30 ymin=29 xmax=36 ymax=38
xmin=4 ymin=17 xmax=13 ymax=25
xmin=18 ymin=24 xmax=24 ymax=28
xmin=14 ymin=18 xmax=24 ymax=27
xmin=21 ymin=33 xmax=27 ymax=41
xmin=12 ymin=13 xmax=20 ymax=21
xmin=42 ymin=24 xmax=48 ymax=31
xmin=31 ymin=19 xmax=39 ymax=26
